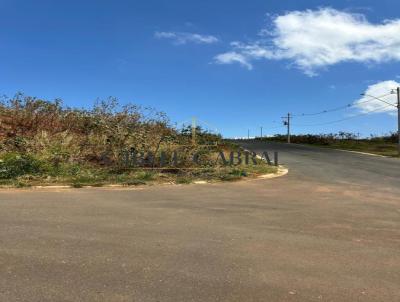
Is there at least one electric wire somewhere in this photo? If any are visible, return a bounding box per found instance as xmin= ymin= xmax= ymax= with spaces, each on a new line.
xmin=291 ymin=93 xmax=394 ymax=117
xmin=292 ymin=105 xmax=393 ymax=127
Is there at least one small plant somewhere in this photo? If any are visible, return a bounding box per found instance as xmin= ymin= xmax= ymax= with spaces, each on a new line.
xmin=123 ymin=179 xmax=146 ymax=186
xmin=176 ymin=177 xmax=192 ymax=184
xmin=71 ymin=182 xmax=84 ymax=188
xmin=135 ymin=171 xmax=156 ymax=181
xmin=14 ymin=181 xmax=31 ymax=188
xmin=218 ymin=173 xmax=242 ymax=181
xmin=229 ymin=168 xmax=247 ymax=177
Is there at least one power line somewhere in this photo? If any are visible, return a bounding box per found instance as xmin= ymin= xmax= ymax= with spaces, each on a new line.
xmin=291 ymin=104 xmax=352 ymax=117
xmin=265 ymin=125 xmax=286 ymax=129
xmin=292 ymin=105 xmax=393 ymax=127
xmin=291 ymin=93 xmax=393 ymax=117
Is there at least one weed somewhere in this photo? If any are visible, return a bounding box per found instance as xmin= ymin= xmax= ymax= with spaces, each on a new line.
xmin=176 ymin=177 xmax=192 ymax=184
xmin=135 ymin=171 xmax=156 ymax=181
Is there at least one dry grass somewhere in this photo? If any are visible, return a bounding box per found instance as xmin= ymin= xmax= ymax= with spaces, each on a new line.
xmin=0 ymin=94 xmax=276 ymax=187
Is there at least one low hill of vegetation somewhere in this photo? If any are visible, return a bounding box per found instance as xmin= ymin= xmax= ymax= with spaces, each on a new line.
xmin=0 ymin=94 xmax=275 ymax=187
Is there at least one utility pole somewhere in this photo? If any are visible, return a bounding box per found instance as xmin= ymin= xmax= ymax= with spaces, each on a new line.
xmin=363 ymin=89 xmax=400 ymax=155
xmin=260 ymin=126 xmax=263 ymax=138
xmin=247 ymin=129 xmax=250 ymax=139
xmin=283 ymin=113 xmax=291 ymax=143
xmin=397 ymin=87 xmax=400 ymax=156
xmin=191 ymin=117 xmax=196 ymax=145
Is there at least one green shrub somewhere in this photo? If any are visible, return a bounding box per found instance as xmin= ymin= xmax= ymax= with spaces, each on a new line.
xmin=176 ymin=177 xmax=192 ymax=184
xmin=123 ymin=179 xmax=146 ymax=186
xmin=229 ymin=168 xmax=247 ymax=177
xmin=218 ymin=174 xmax=242 ymax=181
xmin=135 ymin=171 xmax=156 ymax=181
xmin=0 ymin=153 xmax=44 ymax=179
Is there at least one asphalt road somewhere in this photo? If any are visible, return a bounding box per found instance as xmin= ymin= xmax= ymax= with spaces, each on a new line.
xmin=240 ymin=140 xmax=400 ymax=188
xmin=0 ymin=142 xmax=399 ymax=302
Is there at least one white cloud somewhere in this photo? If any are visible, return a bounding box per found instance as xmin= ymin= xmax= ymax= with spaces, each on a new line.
xmin=155 ymin=31 xmax=219 ymax=45
xmin=214 ymin=51 xmax=253 ymax=70
xmin=214 ymin=8 xmax=400 ymax=75
xmin=354 ymin=80 xmax=399 ymax=114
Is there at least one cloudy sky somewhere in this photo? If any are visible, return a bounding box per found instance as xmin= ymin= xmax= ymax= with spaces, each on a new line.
xmin=1 ymin=0 xmax=400 ymax=137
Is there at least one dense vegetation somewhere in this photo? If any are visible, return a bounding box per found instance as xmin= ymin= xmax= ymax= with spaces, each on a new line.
xmin=0 ymin=94 xmax=274 ymax=187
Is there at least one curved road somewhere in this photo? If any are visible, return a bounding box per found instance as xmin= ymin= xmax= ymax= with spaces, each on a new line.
xmin=0 ymin=141 xmax=399 ymax=301
xmin=241 ymin=140 xmax=400 ymax=188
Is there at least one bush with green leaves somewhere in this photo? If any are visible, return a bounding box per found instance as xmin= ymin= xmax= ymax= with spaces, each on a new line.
xmin=0 ymin=153 xmax=44 ymax=179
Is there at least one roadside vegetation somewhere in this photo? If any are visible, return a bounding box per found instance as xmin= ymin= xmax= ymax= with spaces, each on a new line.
xmin=0 ymin=94 xmax=276 ymax=188
xmin=257 ymin=132 xmax=399 ymax=157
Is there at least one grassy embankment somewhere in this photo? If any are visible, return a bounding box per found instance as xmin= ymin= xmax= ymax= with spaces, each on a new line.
xmin=258 ymin=133 xmax=399 ymax=157
xmin=0 ymin=94 xmax=276 ymax=188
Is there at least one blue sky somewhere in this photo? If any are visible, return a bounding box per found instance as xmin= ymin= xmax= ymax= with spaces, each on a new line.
xmin=1 ymin=0 xmax=400 ymax=138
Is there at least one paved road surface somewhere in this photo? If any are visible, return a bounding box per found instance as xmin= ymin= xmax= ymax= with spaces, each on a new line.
xmin=240 ymin=141 xmax=400 ymax=188
xmin=0 ymin=141 xmax=399 ymax=302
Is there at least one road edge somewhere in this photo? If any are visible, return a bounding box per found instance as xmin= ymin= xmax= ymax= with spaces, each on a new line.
xmin=0 ymin=166 xmax=288 ymax=190
xmin=257 ymin=165 xmax=288 ymax=179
